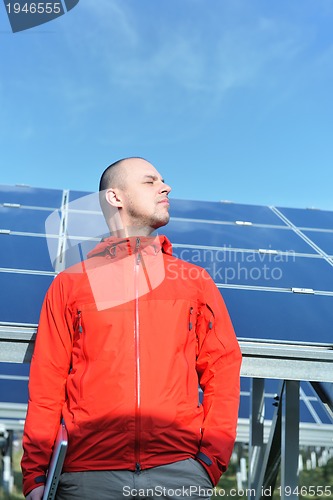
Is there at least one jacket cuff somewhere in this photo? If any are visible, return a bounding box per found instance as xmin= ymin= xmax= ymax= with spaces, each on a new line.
xmin=195 ymin=451 xmax=224 ymax=486
xmin=23 ymin=475 xmax=46 ymax=497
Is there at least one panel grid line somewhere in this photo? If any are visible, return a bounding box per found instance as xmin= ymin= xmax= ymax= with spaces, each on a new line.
xmin=270 ymin=206 xmax=333 ymax=267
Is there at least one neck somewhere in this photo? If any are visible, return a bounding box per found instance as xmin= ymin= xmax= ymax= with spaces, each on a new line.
xmin=109 ymin=226 xmax=155 ymax=238
xmin=106 ymin=211 xmax=156 ymax=237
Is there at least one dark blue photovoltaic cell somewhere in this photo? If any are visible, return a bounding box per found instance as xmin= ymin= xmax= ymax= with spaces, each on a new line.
xmin=240 ymin=377 xmax=252 ymax=392
xmin=0 ymin=362 xmax=30 ymax=406
xmin=172 ymin=248 xmax=333 ymax=291
xmin=0 ymin=272 xmax=53 ymax=323
xmin=67 ymin=192 xmax=102 ymax=212
xmin=303 ymin=396 xmax=332 ymax=424
xmin=170 ymin=199 xmax=286 ymax=225
xmin=0 ymin=363 xmax=29 ymax=377
xmin=303 ymin=230 xmax=333 ymax=256
xmin=238 ymin=389 xmax=250 ymax=419
xmin=299 ymin=400 xmax=320 ymax=424
xmin=165 ymin=221 xmax=317 ymax=254
xmin=221 ymin=288 xmax=333 ymax=344
xmin=278 ymin=206 xmax=333 ymax=230
xmin=0 ymin=207 xmax=58 ymax=234
xmin=0 ymin=378 xmax=28 ymax=403
xmin=68 ymin=190 xmax=93 ymax=203
xmin=0 ymin=235 xmax=54 ymax=271
xmin=0 ymin=185 xmax=63 ymax=208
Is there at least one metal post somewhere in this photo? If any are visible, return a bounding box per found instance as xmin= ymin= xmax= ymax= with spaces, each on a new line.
xmin=281 ymin=380 xmax=300 ymax=499
xmin=248 ymin=378 xmax=265 ymax=499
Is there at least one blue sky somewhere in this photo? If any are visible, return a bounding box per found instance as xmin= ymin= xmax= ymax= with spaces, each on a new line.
xmin=1 ymin=0 xmax=333 ymax=209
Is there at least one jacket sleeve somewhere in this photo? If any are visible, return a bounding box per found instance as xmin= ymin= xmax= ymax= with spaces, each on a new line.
xmin=21 ymin=273 xmax=74 ymax=497
xmin=195 ymin=271 xmax=242 ymax=486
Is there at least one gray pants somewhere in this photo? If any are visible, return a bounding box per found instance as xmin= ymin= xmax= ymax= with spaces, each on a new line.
xmin=56 ymin=458 xmax=214 ymax=499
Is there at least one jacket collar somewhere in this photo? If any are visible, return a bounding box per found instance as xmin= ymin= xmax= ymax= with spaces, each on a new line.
xmin=87 ymin=234 xmax=173 ymax=260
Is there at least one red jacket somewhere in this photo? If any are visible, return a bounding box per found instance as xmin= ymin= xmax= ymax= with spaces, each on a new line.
xmin=21 ymin=235 xmax=241 ymax=496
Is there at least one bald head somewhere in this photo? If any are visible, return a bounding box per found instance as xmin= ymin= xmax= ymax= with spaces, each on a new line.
xmin=99 ymin=157 xmax=152 ymax=221
xmin=99 ymin=158 xmax=130 ymax=193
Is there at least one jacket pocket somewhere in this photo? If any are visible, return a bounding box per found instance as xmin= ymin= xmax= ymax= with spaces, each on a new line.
xmin=182 ymin=305 xmax=199 ymax=396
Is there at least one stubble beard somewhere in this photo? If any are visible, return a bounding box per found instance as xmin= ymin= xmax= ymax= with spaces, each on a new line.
xmin=125 ymin=203 xmax=170 ymax=234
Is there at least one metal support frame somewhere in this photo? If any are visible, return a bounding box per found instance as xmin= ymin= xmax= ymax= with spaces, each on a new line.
xmin=247 ymin=380 xmax=304 ymax=500
xmin=239 ymin=338 xmax=333 ymax=383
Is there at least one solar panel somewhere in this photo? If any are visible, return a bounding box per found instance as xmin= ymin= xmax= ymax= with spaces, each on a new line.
xmin=167 ymin=219 xmax=318 ymax=253
xmin=0 ymin=235 xmax=56 ymax=271
xmin=302 ymin=230 xmax=333 ymax=255
xmin=0 ymin=185 xmax=332 ymax=431
xmin=169 ymin=199 xmax=286 ymax=226
xmin=165 ymin=200 xmax=333 ymax=346
xmin=0 ymin=206 xmax=60 ymax=234
xmin=0 ymin=185 xmax=63 ymax=208
xmin=277 ymin=206 xmax=333 ymax=230
xmin=0 ymin=185 xmax=61 ymax=327
xmin=0 ymin=272 xmax=54 ymax=324
xmin=221 ymin=289 xmax=333 ymax=344
xmin=0 ymin=362 xmax=29 ymax=404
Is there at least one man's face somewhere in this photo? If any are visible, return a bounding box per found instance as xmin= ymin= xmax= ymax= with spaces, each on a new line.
xmin=117 ymin=159 xmax=172 ymax=234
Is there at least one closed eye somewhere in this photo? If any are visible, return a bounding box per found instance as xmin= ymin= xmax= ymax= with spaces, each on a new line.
xmin=143 ymin=174 xmax=159 ymax=184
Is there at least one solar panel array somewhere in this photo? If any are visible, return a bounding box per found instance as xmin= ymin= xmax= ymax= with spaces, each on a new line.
xmin=166 ymin=199 xmax=333 ymax=345
xmin=0 ymin=184 xmax=332 ymax=426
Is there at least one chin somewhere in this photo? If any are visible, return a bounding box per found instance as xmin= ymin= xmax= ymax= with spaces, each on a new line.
xmin=153 ymin=216 xmax=170 ymax=230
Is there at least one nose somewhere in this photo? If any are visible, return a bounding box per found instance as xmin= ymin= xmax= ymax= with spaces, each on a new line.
xmin=160 ymin=181 xmax=172 ymax=195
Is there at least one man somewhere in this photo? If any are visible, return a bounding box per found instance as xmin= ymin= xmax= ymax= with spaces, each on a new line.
xmin=21 ymin=157 xmax=242 ymax=499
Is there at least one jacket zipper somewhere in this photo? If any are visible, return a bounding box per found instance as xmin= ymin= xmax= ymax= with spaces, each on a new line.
xmin=134 ymin=238 xmax=141 ymax=473
xmin=183 ymin=306 xmax=194 ymax=395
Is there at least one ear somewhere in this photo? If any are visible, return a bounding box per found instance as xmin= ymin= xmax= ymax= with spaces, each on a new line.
xmin=105 ymin=188 xmax=123 ymax=208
